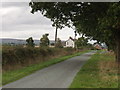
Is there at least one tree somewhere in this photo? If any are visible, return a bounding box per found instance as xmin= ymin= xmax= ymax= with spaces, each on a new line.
xmin=55 ymin=38 xmax=63 ymax=48
xmin=40 ymin=34 xmax=50 ymax=47
xmin=26 ymin=37 xmax=35 ymax=47
xmin=75 ymin=37 xmax=88 ymax=49
xmin=29 ymin=2 xmax=68 ymax=44
xmin=29 ymin=2 xmax=120 ymax=62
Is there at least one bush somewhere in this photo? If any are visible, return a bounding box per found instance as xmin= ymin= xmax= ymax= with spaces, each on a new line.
xmin=2 ymin=46 xmax=77 ymax=71
xmin=64 ymin=47 xmax=75 ymax=54
xmin=2 ymin=47 xmax=75 ymax=65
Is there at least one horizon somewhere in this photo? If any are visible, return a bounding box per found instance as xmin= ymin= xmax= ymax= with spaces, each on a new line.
xmin=0 ymin=37 xmax=71 ymax=41
xmin=1 ymin=37 xmax=97 ymax=44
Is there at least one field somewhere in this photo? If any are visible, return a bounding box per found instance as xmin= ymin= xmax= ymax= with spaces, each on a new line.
xmin=70 ymin=50 xmax=118 ymax=88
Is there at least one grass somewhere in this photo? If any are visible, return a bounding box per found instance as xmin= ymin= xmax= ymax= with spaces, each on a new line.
xmin=2 ymin=50 xmax=90 ymax=85
xmin=70 ymin=50 xmax=118 ymax=88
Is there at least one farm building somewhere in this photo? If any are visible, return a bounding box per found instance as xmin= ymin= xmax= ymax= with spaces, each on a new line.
xmin=65 ymin=37 xmax=75 ymax=48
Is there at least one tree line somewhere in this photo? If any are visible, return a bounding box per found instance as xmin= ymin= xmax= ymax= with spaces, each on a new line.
xmin=26 ymin=33 xmax=63 ymax=48
xmin=26 ymin=34 xmax=90 ymax=49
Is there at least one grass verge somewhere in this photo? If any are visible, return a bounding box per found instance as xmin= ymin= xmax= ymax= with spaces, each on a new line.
xmin=3 ymin=50 xmax=90 ymax=85
xmin=70 ymin=50 xmax=118 ymax=88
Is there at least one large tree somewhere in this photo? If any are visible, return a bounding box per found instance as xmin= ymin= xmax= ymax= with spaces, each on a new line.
xmin=29 ymin=2 xmax=120 ymax=62
xmin=75 ymin=37 xmax=88 ymax=49
xmin=29 ymin=2 xmax=68 ymax=44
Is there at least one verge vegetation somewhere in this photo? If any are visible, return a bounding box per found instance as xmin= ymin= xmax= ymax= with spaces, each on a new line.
xmin=2 ymin=46 xmax=77 ymax=71
xmin=70 ymin=50 xmax=118 ymax=88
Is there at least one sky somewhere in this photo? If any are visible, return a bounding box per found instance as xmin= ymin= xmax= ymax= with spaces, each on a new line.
xmin=0 ymin=2 xmax=96 ymax=44
xmin=1 ymin=2 xmax=80 ymax=40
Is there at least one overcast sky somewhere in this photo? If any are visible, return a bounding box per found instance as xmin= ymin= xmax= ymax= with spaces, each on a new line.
xmin=0 ymin=2 xmax=97 ymax=44
xmin=1 ymin=2 xmax=81 ymax=41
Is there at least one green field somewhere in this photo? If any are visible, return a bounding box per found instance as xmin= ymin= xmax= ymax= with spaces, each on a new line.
xmin=70 ymin=51 xmax=118 ymax=88
xmin=3 ymin=50 xmax=89 ymax=85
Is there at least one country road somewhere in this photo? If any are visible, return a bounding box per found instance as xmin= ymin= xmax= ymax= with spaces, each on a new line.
xmin=3 ymin=51 xmax=96 ymax=88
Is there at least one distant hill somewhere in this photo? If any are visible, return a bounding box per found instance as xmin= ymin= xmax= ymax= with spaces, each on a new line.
xmin=0 ymin=38 xmax=64 ymax=45
xmin=1 ymin=38 xmax=27 ymax=45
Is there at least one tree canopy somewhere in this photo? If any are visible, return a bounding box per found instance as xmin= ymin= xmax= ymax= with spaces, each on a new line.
xmin=26 ymin=37 xmax=35 ymax=47
xmin=75 ymin=37 xmax=88 ymax=49
xmin=40 ymin=34 xmax=50 ymax=47
xmin=55 ymin=38 xmax=63 ymax=48
xmin=29 ymin=2 xmax=120 ymax=62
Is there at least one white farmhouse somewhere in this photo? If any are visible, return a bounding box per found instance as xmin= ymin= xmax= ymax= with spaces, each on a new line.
xmin=65 ymin=37 xmax=75 ymax=48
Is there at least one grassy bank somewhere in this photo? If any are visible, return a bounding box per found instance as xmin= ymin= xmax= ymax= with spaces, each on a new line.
xmin=3 ymin=50 xmax=89 ymax=85
xmin=70 ymin=50 xmax=118 ymax=88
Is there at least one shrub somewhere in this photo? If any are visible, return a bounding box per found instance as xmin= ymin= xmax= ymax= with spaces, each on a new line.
xmin=2 ymin=46 xmax=77 ymax=71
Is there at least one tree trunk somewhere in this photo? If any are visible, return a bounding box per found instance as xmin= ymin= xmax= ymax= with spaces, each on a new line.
xmin=116 ymin=30 xmax=120 ymax=63
xmin=115 ymin=30 xmax=120 ymax=89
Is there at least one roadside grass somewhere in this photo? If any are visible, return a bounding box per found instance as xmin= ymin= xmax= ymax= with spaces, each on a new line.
xmin=3 ymin=50 xmax=90 ymax=85
xmin=70 ymin=50 xmax=118 ymax=88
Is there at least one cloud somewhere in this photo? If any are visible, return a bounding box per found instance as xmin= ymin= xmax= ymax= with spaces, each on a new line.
xmin=2 ymin=2 xmax=53 ymax=32
xmin=2 ymin=2 xmax=29 ymax=8
xmin=1 ymin=2 xmax=78 ymax=40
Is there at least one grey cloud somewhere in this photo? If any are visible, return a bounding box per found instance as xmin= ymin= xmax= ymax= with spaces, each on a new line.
xmin=2 ymin=2 xmax=29 ymax=8
xmin=2 ymin=2 xmax=53 ymax=32
xmin=1 ymin=2 xmax=75 ymax=40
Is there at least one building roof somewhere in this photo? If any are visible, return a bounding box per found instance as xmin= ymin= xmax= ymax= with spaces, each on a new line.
xmin=66 ymin=37 xmax=75 ymax=42
xmin=69 ymin=37 xmax=75 ymax=41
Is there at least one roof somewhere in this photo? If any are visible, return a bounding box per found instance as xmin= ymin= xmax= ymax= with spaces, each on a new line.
xmin=69 ymin=37 xmax=75 ymax=41
xmin=66 ymin=37 xmax=75 ymax=42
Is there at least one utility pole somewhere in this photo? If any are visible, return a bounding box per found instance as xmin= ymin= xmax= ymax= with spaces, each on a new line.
xmin=55 ymin=26 xmax=58 ymax=45
xmin=74 ymin=30 xmax=77 ymax=49
xmin=55 ymin=5 xmax=59 ymax=46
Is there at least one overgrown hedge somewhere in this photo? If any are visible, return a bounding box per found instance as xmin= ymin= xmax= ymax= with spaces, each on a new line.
xmin=2 ymin=46 xmax=76 ymax=69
